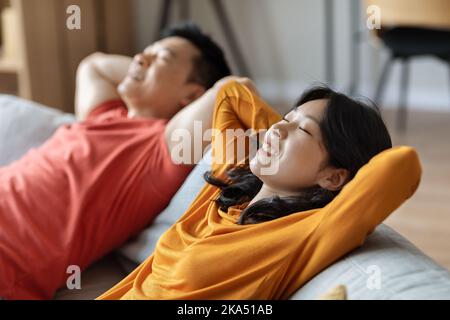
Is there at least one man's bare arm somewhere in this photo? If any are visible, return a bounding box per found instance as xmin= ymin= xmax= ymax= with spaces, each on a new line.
xmin=75 ymin=52 xmax=133 ymax=121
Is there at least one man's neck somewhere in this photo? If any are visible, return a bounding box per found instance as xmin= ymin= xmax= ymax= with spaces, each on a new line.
xmin=127 ymin=106 xmax=161 ymax=119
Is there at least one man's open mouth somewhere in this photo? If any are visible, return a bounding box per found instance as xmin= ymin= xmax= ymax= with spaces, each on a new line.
xmin=131 ymin=74 xmax=144 ymax=81
xmin=129 ymin=63 xmax=145 ymax=82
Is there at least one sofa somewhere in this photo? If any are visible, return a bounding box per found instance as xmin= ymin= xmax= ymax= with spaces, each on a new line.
xmin=1 ymin=94 xmax=450 ymax=300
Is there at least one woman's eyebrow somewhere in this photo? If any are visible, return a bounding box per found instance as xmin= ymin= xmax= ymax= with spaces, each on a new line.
xmin=295 ymin=106 xmax=321 ymax=125
xmin=294 ymin=106 xmax=324 ymax=150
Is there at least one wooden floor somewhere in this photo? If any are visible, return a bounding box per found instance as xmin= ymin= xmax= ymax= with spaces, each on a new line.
xmin=381 ymin=109 xmax=450 ymax=271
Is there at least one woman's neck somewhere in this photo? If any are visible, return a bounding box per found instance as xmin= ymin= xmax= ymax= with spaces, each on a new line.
xmin=248 ymin=184 xmax=301 ymax=206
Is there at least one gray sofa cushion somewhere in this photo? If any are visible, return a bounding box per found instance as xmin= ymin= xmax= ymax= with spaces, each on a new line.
xmin=118 ymin=148 xmax=213 ymax=263
xmin=292 ymin=224 xmax=450 ymax=300
xmin=0 ymin=95 xmax=75 ymax=166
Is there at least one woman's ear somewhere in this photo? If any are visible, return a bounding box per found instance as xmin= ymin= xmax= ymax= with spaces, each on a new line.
xmin=317 ymin=167 xmax=350 ymax=191
xmin=179 ymin=83 xmax=206 ymax=107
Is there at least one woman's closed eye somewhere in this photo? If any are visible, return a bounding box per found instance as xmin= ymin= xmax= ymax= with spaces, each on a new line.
xmin=282 ymin=116 xmax=311 ymax=135
xmin=299 ymin=126 xmax=311 ymax=135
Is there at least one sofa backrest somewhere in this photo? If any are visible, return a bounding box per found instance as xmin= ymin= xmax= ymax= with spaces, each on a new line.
xmin=0 ymin=95 xmax=75 ymax=166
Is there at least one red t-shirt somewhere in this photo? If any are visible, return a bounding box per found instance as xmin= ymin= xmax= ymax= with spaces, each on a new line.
xmin=0 ymin=100 xmax=193 ymax=299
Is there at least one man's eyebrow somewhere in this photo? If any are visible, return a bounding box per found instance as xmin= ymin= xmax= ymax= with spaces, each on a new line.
xmin=145 ymin=45 xmax=177 ymax=58
xmin=161 ymin=47 xmax=177 ymax=58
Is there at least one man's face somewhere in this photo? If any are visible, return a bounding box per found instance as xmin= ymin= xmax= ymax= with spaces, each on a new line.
xmin=118 ymin=36 xmax=204 ymax=118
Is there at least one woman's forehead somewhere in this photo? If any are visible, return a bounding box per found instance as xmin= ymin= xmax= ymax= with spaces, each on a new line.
xmin=293 ymin=99 xmax=328 ymax=121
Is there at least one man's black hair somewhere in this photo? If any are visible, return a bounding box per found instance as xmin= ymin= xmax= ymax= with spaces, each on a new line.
xmin=160 ymin=21 xmax=232 ymax=89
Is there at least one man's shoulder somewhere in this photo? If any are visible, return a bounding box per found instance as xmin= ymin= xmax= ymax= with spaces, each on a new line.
xmin=86 ymin=99 xmax=128 ymax=121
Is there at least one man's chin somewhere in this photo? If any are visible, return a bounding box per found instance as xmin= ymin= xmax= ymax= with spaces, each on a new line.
xmin=118 ymin=79 xmax=139 ymax=98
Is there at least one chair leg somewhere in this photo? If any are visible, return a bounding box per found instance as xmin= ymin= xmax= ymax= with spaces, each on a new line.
xmin=348 ymin=29 xmax=360 ymax=96
xmin=179 ymin=0 xmax=190 ymax=21
xmin=397 ymin=58 xmax=410 ymax=132
xmin=154 ymin=0 xmax=173 ymax=41
xmin=210 ymin=0 xmax=251 ymax=77
xmin=348 ymin=0 xmax=361 ymax=96
xmin=374 ymin=55 xmax=394 ymax=110
xmin=448 ymin=61 xmax=450 ymax=110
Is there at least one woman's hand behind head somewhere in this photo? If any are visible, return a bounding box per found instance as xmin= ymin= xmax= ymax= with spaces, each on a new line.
xmin=213 ymin=76 xmax=260 ymax=96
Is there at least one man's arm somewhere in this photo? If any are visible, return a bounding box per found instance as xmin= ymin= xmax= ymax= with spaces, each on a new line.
xmin=75 ymin=52 xmax=133 ymax=121
xmin=164 ymin=77 xmax=256 ymax=165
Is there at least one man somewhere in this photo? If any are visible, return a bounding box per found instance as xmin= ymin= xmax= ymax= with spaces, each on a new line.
xmin=0 ymin=22 xmax=231 ymax=299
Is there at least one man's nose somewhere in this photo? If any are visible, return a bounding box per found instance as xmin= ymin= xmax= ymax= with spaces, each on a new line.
xmin=134 ymin=53 xmax=149 ymax=67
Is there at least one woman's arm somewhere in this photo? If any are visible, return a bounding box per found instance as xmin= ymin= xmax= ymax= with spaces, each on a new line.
xmin=209 ymin=81 xmax=282 ymax=172
xmin=286 ymin=146 xmax=422 ymax=297
xmin=164 ymin=77 xmax=258 ymax=165
xmin=318 ymin=146 xmax=421 ymax=235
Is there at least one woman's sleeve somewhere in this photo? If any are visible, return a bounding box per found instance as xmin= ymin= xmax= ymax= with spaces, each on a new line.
xmin=210 ymin=81 xmax=281 ymax=172
xmin=318 ymin=146 xmax=421 ymax=235
xmin=287 ymin=146 xmax=422 ymax=295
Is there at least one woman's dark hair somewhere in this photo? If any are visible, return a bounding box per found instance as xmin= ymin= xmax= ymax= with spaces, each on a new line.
xmin=204 ymin=86 xmax=392 ymax=225
xmin=160 ymin=21 xmax=231 ymax=89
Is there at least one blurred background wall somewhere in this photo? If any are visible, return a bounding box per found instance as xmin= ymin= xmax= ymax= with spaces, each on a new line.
xmin=134 ymin=0 xmax=449 ymax=112
xmin=1 ymin=0 xmax=448 ymax=113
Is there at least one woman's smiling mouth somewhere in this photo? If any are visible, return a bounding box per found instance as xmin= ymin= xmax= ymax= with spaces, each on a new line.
xmin=261 ymin=142 xmax=272 ymax=156
xmin=259 ymin=137 xmax=281 ymax=158
xmin=260 ymin=130 xmax=282 ymax=158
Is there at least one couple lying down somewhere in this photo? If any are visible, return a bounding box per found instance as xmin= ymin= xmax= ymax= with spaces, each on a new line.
xmin=98 ymin=79 xmax=422 ymax=299
xmin=0 ymin=22 xmax=421 ymax=300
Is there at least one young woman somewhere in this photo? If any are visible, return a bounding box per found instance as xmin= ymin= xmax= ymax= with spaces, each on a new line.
xmin=98 ymin=78 xmax=422 ymax=300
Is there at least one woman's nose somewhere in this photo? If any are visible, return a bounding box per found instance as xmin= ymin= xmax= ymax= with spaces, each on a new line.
xmin=271 ymin=122 xmax=288 ymax=140
xmin=269 ymin=123 xmax=287 ymax=140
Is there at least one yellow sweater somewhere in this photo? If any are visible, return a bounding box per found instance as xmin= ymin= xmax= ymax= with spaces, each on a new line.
xmin=98 ymin=81 xmax=422 ymax=300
